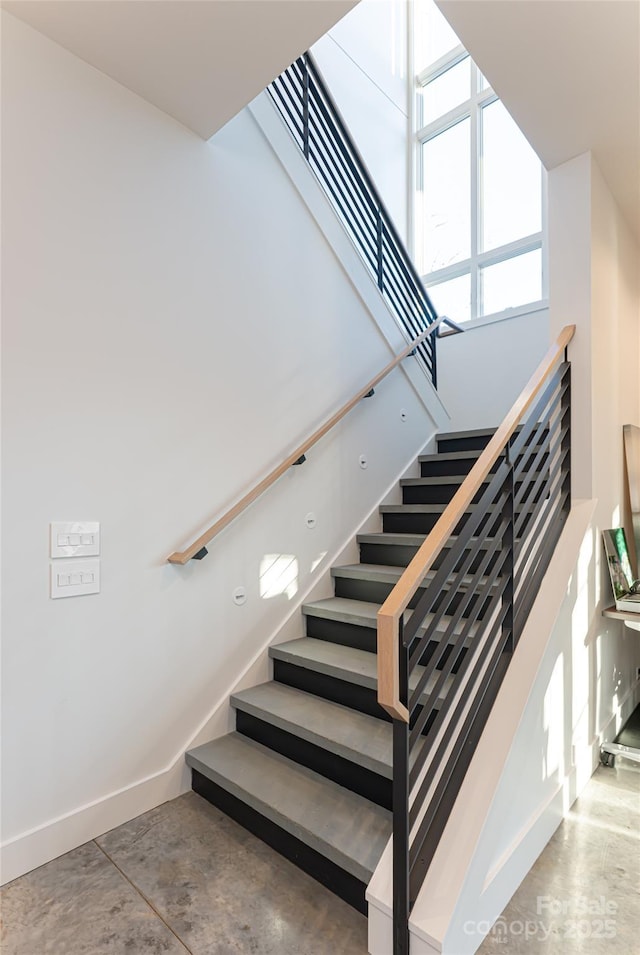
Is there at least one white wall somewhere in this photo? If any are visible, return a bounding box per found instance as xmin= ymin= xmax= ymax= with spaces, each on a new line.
xmin=0 ymin=11 xmax=444 ymax=882
xmin=436 ymin=309 xmax=550 ymax=432
xmin=312 ymin=0 xmax=409 ymax=239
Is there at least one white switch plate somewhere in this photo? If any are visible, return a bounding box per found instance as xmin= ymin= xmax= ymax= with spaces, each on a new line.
xmin=50 ymin=522 xmax=100 ymax=558
xmin=51 ymin=559 xmax=100 ymax=598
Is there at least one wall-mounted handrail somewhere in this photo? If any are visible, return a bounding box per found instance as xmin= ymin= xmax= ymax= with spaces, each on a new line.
xmin=377 ymin=324 xmax=575 ymax=720
xmin=167 ymin=325 xmax=449 ymax=564
xmin=269 ymin=52 xmax=441 ymax=385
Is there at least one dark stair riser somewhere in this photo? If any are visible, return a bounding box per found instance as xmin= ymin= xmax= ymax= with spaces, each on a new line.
xmin=401 ymin=474 xmax=549 ymax=506
xmin=273 ymin=659 xmax=440 ymax=736
xmin=192 ymin=769 xmax=368 ymax=914
xmin=359 ymin=540 xmax=504 ymax=576
xmin=437 ymin=434 xmax=493 ymax=454
xmin=333 ymin=574 xmax=495 ymax=618
xmin=235 ymin=709 xmax=392 ymax=810
xmin=382 ymin=507 xmax=536 ymax=536
xmin=420 ymin=449 xmax=549 ymax=479
xmin=304 ymin=614 xmax=469 ymax=673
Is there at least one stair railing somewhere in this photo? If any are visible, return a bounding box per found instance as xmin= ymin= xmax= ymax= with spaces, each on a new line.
xmin=377 ymin=325 xmax=575 ymax=954
xmin=269 ymin=52 xmax=442 ymax=386
xmin=167 ymin=322 xmax=456 ymax=564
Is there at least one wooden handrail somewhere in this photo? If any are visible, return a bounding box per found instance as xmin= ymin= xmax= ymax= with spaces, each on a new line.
xmin=377 ymin=324 xmax=576 ymax=721
xmin=168 ymin=326 xmax=442 ymax=564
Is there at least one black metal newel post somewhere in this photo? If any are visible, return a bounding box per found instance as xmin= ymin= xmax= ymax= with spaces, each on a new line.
xmin=561 ymin=364 xmax=572 ymax=518
xmin=392 ymin=618 xmax=410 ymax=955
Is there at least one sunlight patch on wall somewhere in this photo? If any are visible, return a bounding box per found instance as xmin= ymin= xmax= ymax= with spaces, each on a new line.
xmin=311 ymin=552 xmax=327 ymax=573
xmin=259 ymin=554 xmax=298 ymax=600
xmin=542 ymin=654 xmax=564 ymax=782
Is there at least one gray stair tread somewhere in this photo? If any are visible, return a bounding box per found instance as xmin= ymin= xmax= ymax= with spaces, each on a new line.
xmin=232 ymin=681 xmax=396 ymax=778
xmin=357 ymin=532 xmax=505 ymax=549
xmin=380 ymin=502 xmax=536 ymax=514
xmin=331 ymin=562 xmax=410 ymax=583
xmin=380 ymin=503 xmax=466 ymax=513
xmin=418 ymin=449 xmax=482 ymax=463
xmin=303 ymin=595 xmax=382 ymax=627
xmin=270 ymin=637 xmax=454 ymax=703
xmin=357 ymin=532 xmax=427 ymax=546
xmin=186 ymin=733 xmax=391 ymax=882
xmin=302 ymin=596 xmax=480 ymax=641
xmin=401 ymin=471 xmax=542 ymax=488
xmin=438 ymin=427 xmax=497 ymax=440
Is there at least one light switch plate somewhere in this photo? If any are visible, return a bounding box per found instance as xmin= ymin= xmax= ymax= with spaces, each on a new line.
xmin=50 ymin=522 xmax=100 ymax=558
xmin=51 ymin=559 xmax=100 ymax=598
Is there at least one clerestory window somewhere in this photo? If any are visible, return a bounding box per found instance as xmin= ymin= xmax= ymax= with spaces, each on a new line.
xmin=413 ymin=1 xmax=547 ymax=326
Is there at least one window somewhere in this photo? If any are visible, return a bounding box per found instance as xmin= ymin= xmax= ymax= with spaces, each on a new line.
xmin=413 ymin=2 xmax=546 ymax=325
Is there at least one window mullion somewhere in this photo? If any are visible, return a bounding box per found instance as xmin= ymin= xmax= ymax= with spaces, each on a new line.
xmin=470 ymin=63 xmax=480 ymax=320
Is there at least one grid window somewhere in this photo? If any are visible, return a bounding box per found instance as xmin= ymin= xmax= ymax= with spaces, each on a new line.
xmin=414 ymin=2 xmax=546 ymax=324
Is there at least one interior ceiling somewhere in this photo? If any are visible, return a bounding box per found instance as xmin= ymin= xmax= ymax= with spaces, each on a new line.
xmin=438 ymin=0 xmax=640 ymax=241
xmin=2 ymin=0 xmax=358 ymax=139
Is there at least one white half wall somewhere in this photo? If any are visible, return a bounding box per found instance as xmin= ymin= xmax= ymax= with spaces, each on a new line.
xmin=0 ymin=11 xmax=447 ymax=884
xmin=436 ymin=308 xmax=550 ymax=433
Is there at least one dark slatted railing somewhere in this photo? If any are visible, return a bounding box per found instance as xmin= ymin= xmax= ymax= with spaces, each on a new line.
xmin=269 ymin=52 xmax=440 ymax=387
xmin=378 ymin=326 xmax=574 ymax=953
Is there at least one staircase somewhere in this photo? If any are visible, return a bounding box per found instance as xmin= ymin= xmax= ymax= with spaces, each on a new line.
xmin=185 ymin=427 xmax=530 ymax=913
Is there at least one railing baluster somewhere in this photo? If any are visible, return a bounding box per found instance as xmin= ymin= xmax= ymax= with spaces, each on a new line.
xmin=301 ymin=56 xmax=310 ymax=161
xmin=268 ymin=54 xmax=440 ymax=387
xmin=376 ymin=205 xmax=384 ymax=291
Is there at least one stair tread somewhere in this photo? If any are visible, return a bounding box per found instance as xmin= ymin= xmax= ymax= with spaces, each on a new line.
xmin=357 ymin=532 xmax=428 ymax=546
xmin=232 ymin=681 xmax=402 ymax=778
xmin=438 ymin=427 xmax=497 ymax=441
xmin=418 ymin=449 xmax=483 ymax=463
xmin=357 ymin=531 xmax=507 ymax=547
xmin=380 ymin=502 xmax=537 ymax=513
xmin=302 ymin=596 xmax=480 ymax=640
xmin=186 ymin=732 xmax=391 ymax=882
xmin=331 ymin=563 xmax=498 ymax=589
xmin=270 ymin=637 xmax=454 ymax=703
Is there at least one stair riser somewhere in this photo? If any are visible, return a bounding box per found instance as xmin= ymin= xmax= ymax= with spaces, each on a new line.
xmin=304 ymin=615 xmax=469 ymax=672
xmin=236 ymin=710 xmax=392 ymax=810
xmin=273 ymin=659 xmax=440 ymax=735
xmin=332 ymin=576 xmax=493 ymax=619
xmin=403 ymin=470 xmax=550 ymax=505
xmin=191 ymin=769 xmax=367 ymax=914
xmin=420 ymin=457 xmax=480 ymax=478
xmin=359 ymin=541 xmax=503 ymax=576
xmin=437 ymin=434 xmax=492 ymax=454
xmin=420 ymin=450 xmax=549 ymax=479
xmin=305 ymin=615 xmax=377 ymax=651
xmin=401 ymin=483 xmax=487 ymax=505
xmin=382 ymin=507 xmax=536 ymax=536
xmin=274 ymin=658 xmax=391 ymax=721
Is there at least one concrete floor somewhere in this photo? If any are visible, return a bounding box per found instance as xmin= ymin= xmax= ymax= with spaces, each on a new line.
xmin=1 ymin=763 xmax=637 ymax=954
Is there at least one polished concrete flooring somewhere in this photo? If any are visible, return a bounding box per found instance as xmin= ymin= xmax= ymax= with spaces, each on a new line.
xmin=477 ymin=762 xmax=640 ymax=953
xmin=1 ymin=763 xmax=637 ymax=954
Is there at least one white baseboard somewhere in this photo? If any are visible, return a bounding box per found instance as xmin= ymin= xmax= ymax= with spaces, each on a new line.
xmin=0 ymin=761 xmax=189 ymax=886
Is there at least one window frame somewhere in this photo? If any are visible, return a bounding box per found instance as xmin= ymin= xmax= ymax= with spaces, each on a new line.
xmin=410 ymin=31 xmax=548 ymax=329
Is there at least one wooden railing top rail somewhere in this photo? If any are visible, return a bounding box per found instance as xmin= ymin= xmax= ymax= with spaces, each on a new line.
xmin=168 ymin=322 xmax=455 ymax=564
xmin=377 ymin=324 xmax=576 ymax=721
